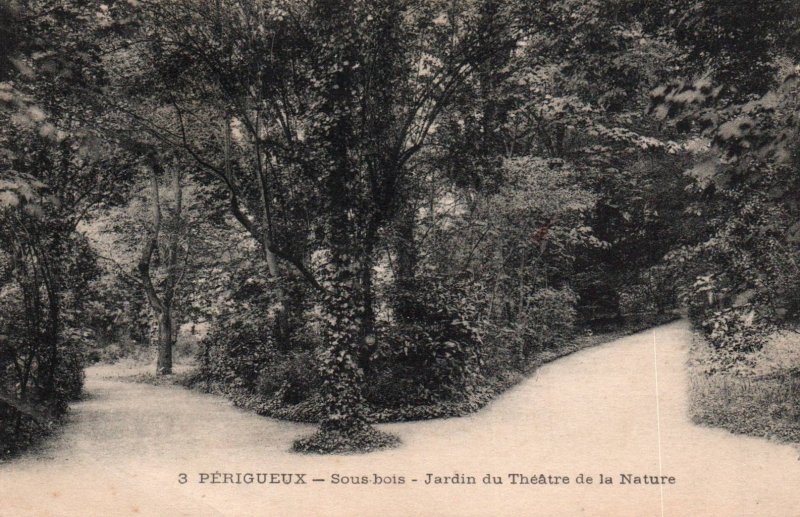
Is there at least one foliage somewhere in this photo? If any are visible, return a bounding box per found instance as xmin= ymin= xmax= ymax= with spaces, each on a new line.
xmin=0 ymin=182 xmax=89 ymax=458
xmin=175 ymin=0 xmax=700 ymax=450
xmin=618 ymin=264 xmax=679 ymax=326
xmin=367 ymin=275 xmax=483 ymax=408
xmin=198 ymin=265 xmax=319 ymax=402
xmin=117 ymin=0 xmax=523 ymax=447
xmin=4 ymin=0 xmax=796 ymax=457
xmin=644 ymin=0 xmax=800 ymax=362
xmin=0 ymin=0 xmax=127 ymax=457
xmin=292 ymin=423 xmax=400 ymax=455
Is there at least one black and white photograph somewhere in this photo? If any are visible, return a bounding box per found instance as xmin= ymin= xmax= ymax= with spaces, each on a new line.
xmin=1 ymin=0 xmax=799 ymax=515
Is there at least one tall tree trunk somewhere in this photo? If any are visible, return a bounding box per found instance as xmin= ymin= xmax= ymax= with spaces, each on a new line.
xmin=222 ymin=115 xmax=288 ymax=341
xmin=315 ymin=169 xmax=374 ymax=434
xmin=318 ymin=275 xmax=368 ymax=432
xmin=138 ymin=154 xmax=184 ymax=376
xmin=316 ymin=242 xmax=380 ymax=435
xmin=156 ymin=308 xmax=173 ymax=375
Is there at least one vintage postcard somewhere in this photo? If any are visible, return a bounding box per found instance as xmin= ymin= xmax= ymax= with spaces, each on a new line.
xmin=2 ymin=0 xmax=799 ymax=515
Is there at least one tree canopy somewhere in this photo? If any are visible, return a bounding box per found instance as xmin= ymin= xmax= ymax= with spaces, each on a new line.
xmin=2 ymin=0 xmax=797 ymax=455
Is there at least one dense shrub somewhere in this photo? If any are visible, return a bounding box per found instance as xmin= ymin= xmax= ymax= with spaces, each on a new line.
xmin=480 ymin=287 xmax=577 ymax=377
xmin=197 ymin=275 xmax=321 ymax=407
xmin=365 ymin=275 xmax=483 ymax=408
xmin=574 ymin=274 xmax=623 ymax=325
xmin=51 ymin=336 xmax=86 ymax=411
xmin=0 ymin=405 xmax=49 ymax=458
xmin=198 ymin=273 xmax=489 ymax=419
xmin=619 ymin=284 xmax=658 ymax=326
xmin=0 ymin=329 xmax=85 ymax=458
xmin=85 ymin=334 xmax=151 ymax=364
xmin=201 ymin=311 xmax=275 ymax=392
xmin=519 ymin=288 xmax=577 ymax=354
xmin=1 ymin=244 xmax=88 ymax=457
xmin=690 ymin=308 xmax=773 ymax=374
xmin=256 ymin=350 xmax=320 ymax=405
xmin=680 ymin=270 xmax=775 ymax=371
xmin=367 ymin=319 xmax=482 ymax=407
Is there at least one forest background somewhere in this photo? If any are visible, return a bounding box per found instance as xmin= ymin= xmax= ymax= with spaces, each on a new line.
xmin=1 ymin=0 xmax=799 ymax=454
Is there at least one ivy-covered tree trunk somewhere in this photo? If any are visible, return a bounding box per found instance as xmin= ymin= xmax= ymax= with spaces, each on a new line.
xmin=294 ymin=238 xmax=398 ymax=452
xmin=293 ymin=147 xmax=396 ymax=451
xmin=315 ymin=178 xmax=374 ymax=433
xmin=317 ymin=257 xmax=369 ymax=433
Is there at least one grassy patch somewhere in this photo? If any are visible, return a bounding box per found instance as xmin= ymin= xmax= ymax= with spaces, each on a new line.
xmin=688 ymin=332 xmax=800 ymax=444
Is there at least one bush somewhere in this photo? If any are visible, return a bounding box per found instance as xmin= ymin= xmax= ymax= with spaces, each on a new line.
xmin=0 ymin=333 xmax=85 ymax=459
xmin=694 ymin=308 xmax=773 ymax=374
xmin=365 ymin=276 xmax=483 ymax=408
xmin=619 ymin=284 xmax=657 ymax=324
xmin=195 ymin=274 xmax=587 ymax=430
xmin=520 ymin=287 xmax=577 ymax=354
xmin=367 ymin=321 xmax=481 ymax=407
xmin=52 ymin=338 xmax=86 ymax=409
xmin=681 ymin=273 xmax=775 ymax=373
xmin=197 ymin=275 xmax=320 ymax=406
xmin=199 ymin=272 xmax=490 ymax=418
xmin=175 ymin=332 xmax=201 ymax=361
xmin=0 ymin=404 xmax=55 ymax=459
xmin=481 ymin=287 xmax=577 ymax=376
xmin=2 ymin=284 xmax=85 ymax=459
xmin=255 ymin=350 xmax=320 ymax=405
xmin=201 ymin=313 xmax=275 ymax=392
xmin=620 ymin=265 xmax=678 ymax=326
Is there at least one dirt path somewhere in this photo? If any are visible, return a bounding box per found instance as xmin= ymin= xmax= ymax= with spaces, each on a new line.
xmin=2 ymin=321 xmax=799 ymax=516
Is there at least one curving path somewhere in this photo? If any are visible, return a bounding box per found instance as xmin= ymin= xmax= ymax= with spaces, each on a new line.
xmin=1 ymin=321 xmax=799 ymax=516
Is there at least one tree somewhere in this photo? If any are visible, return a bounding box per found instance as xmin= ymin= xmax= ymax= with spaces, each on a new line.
xmin=111 ymin=0 xmax=522 ymax=450
xmin=424 ymin=0 xmax=694 ymax=324
xmin=0 ymin=0 xmax=137 ymax=456
xmin=648 ymin=0 xmax=800 ymax=353
xmin=135 ymin=154 xmax=188 ymax=375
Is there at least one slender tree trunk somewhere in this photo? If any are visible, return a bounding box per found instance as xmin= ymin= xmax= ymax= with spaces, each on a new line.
xmin=138 ymin=154 xmax=184 ymax=376
xmin=251 ymin=112 xmax=281 ymax=278
xmin=222 ymin=115 xmax=288 ymax=341
xmin=156 ymin=308 xmax=173 ymax=375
